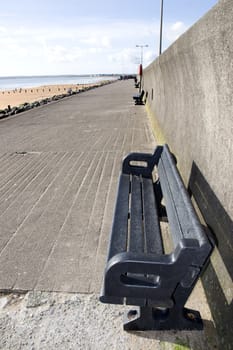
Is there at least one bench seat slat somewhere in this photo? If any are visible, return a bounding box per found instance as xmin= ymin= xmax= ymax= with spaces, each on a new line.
xmin=108 ymin=174 xmax=130 ymax=260
xmin=129 ymin=175 xmax=144 ymax=253
xmin=142 ymin=178 xmax=163 ymax=255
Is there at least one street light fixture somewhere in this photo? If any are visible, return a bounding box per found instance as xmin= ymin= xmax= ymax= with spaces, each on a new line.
xmin=136 ymin=44 xmax=149 ymax=66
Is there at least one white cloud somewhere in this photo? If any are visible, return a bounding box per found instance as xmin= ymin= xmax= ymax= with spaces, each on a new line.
xmin=144 ymin=51 xmax=157 ymax=66
xmin=108 ymin=48 xmax=134 ymax=63
xmin=101 ymin=36 xmax=111 ymax=48
xmin=80 ymin=36 xmax=98 ymax=45
xmin=88 ymin=47 xmax=103 ymax=54
xmin=80 ymin=34 xmax=111 ymax=48
xmin=171 ymin=21 xmax=184 ymax=31
xmin=164 ymin=21 xmax=187 ymax=45
xmin=0 ymin=26 xmax=7 ymax=34
xmin=0 ymin=18 xmax=189 ymax=75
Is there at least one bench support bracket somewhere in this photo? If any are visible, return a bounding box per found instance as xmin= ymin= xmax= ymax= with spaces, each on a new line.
xmin=124 ymin=306 xmax=203 ymax=331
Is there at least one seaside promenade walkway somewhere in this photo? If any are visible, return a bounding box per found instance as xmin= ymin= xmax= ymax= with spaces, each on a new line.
xmin=0 ymin=81 xmax=216 ymax=349
xmin=0 ymin=80 xmax=155 ymax=293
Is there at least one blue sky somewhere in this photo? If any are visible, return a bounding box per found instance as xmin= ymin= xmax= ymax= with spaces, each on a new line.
xmin=0 ymin=0 xmax=218 ymax=76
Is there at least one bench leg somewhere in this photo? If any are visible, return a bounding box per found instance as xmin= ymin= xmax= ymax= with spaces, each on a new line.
xmin=134 ymin=100 xmax=143 ymax=105
xmin=123 ymin=306 xmax=203 ymax=331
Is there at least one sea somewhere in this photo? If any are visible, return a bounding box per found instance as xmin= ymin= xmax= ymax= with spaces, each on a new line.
xmin=0 ymin=75 xmax=119 ymax=91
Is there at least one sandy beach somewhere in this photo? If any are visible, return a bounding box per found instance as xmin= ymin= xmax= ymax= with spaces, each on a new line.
xmin=0 ymin=83 xmax=103 ymax=110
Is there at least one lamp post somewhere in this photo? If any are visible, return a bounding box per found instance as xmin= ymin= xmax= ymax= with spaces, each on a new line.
xmin=136 ymin=44 xmax=149 ymax=92
xmin=136 ymin=44 xmax=149 ymax=66
xmin=159 ymin=0 xmax=164 ymax=55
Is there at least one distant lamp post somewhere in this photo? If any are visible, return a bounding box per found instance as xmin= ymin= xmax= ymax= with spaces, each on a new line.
xmin=136 ymin=44 xmax=149 ymax=92
xmin=159 ymin=0 xmax=164 ymax=55
xmin=136 ymin=44 xmax=149 ymax=66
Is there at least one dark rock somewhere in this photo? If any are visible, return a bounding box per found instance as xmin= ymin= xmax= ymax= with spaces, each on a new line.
xmin=14 ymin=108 xmax=22 ymax=114
xmin=0 ymin=112 xmax=7 ymax=119
xmin=40 ymin=99 xmax=48 ymax=105
xmin=9 ymin=107 xmax=18 ymax=115
xmin=23 ymin=104 xmax=31 ymax=110
xmin=32 ymin=101 xmax=40 ymax=107
xmin=17 ymin=105 xmax=26 ymax=113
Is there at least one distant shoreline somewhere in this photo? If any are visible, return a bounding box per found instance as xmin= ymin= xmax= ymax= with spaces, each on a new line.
xmin=0 ymin=75 xmax=119 ymax=91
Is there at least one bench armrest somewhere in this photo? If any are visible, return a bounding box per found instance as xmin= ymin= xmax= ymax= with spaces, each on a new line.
xmin=101 ymin=239 xmax=202 ymax=304
xmin=122 ymin=146 xmax=163 ymax=177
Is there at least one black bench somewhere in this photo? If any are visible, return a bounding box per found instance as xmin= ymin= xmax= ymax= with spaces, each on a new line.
xmin=133 ymin=90 xmax=144 ymax=105
xmin=100 ymin=145 xmax=213 ymax=331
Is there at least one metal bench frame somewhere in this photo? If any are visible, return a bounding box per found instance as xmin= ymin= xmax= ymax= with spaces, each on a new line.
xmin=133 ymin=90 xmax=144 ymax=105
xmin=100 ymin=145 xmax=213 ymax=331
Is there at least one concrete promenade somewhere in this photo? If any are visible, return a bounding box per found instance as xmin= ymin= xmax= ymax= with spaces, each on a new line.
xmin=0 ymin=80 xmax=155 ymax=293
xmin=0 ymin=81 xmax=217 ymax=349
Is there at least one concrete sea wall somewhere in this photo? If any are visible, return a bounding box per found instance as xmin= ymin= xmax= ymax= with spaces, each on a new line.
xmin=143 ymin=0 xmax=232 ymax=348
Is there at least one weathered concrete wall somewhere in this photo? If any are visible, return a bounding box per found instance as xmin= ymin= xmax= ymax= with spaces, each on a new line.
xmin=143 ymin=0 xmax=233 ymax=348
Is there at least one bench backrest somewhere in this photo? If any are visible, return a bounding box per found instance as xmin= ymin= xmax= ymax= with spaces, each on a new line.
xmin=157 ymin=145 xmax=211 ymax=260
